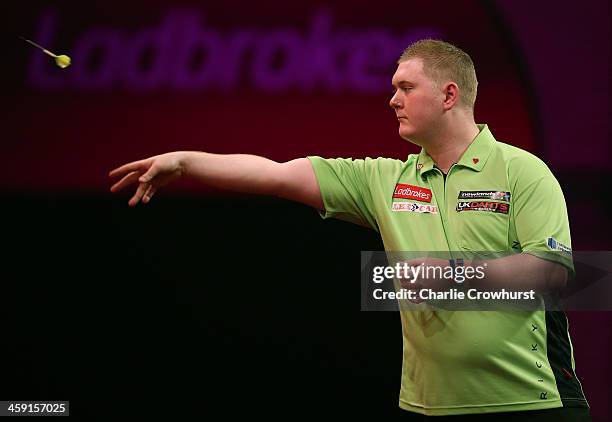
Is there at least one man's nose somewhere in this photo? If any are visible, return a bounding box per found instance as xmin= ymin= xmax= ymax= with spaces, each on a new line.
xmin=389 ymin=93 xmax=401 ymax=110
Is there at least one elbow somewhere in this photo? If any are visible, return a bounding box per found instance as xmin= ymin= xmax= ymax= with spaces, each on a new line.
xmin=522 ymin=253 xmax=568 ymax=293
xmin=546 ymin=263 xmax=568 ymax=292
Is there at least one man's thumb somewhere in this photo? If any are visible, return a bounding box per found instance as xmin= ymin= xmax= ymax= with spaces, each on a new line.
xmin=139 ymin=167 xmax=156 ymax=183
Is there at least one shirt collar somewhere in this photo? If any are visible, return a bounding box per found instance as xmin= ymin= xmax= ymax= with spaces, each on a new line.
xmin=416 ymin=124 xmax=496 ymax=176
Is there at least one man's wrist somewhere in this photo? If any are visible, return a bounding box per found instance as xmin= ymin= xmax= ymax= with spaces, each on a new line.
xmin=177 ymin=151 xmax=197 ymax=178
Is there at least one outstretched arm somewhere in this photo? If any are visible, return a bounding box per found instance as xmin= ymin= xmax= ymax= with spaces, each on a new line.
xmin=109 ymin=151 xmax=323 ymax=209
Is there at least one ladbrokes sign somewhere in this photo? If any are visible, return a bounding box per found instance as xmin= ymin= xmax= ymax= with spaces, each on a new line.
xmin=29 ymin=9 xmax=439 ymax=92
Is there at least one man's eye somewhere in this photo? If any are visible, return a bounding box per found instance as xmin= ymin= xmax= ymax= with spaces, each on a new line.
xmin=392 ymin=87 xmax=411 ymax=95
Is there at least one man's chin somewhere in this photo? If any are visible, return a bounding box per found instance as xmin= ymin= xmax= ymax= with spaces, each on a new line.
xmin=399 ymin=130 xmax=422 ymax=147
xmin=398 ymin=127 xmax=411 ymax=139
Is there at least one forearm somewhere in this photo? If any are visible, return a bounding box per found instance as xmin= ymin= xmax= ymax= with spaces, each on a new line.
xmin=468 ymin=253 xmax=567 ymax=294
xmin=179 ymin=151 xmax=282 ymax=196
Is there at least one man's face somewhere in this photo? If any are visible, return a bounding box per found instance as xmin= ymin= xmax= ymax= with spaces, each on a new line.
xmin=389 ymin=58 xmax=444 ymax=144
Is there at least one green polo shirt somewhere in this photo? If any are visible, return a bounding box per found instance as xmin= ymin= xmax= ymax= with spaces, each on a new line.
xmin=307 ymin=124 xmax=588 ymax=415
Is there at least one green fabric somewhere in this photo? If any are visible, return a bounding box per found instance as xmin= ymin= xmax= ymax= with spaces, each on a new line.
xmin=308 ymin=124 xmax=577 ymax=415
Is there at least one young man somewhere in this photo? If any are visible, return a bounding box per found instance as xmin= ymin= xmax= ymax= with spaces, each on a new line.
xmin=109 ymin=40 xmax=590 ymax=420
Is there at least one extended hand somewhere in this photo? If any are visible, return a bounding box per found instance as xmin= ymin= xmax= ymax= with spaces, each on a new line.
xmin=109 ymin=152 xmax=186 ymax=206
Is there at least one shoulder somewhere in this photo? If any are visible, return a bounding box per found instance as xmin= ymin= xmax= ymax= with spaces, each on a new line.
xmin=492 ymin=141 xmax=555 ymax=182
xmin=308 ymin=155 xmax=409 ymax=175
xmin=366 ymin=156 xmax=413 ymax=169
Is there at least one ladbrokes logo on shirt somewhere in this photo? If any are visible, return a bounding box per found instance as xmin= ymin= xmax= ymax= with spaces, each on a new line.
xmin=456 ymin=201 xmax=509 ymax=214
xmin=393 ymin=184 xmax=432 ymax=203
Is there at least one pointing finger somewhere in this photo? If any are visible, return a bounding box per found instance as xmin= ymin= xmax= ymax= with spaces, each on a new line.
xmin=109 ymin=159 xmax=148 ymax=178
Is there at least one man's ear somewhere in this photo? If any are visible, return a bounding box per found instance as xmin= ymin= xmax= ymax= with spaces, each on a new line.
xmin=442 ymin=82 xmax=460 ymax=111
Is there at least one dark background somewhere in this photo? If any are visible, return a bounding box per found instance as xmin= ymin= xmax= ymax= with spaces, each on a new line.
xmin=1 ymin=0 xmax=610 ymax=419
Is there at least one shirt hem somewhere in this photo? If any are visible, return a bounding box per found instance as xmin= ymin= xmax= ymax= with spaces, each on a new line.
xmin=398 ymin=399 xmax=564 ymax=416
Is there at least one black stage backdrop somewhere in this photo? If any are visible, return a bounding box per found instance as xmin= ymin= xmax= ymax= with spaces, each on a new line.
xmin=2 ymin=170 xmax=611 ymax=418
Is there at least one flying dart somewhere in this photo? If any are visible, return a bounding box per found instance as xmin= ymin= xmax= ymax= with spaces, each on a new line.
xmin=19 ymin=36 xmax=71 ymax=68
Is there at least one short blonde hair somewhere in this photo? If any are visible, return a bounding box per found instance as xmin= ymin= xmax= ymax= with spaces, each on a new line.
xmin=398 ymin=39 xmax=478 ymax=111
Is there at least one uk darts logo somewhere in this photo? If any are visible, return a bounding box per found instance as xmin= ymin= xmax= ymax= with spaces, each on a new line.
xmin=456 ymin=201 xmax=509 ymax=214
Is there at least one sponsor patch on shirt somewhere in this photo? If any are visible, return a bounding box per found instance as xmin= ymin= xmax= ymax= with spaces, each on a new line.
xmin=393 ymin=184 xmax=432 ymax=203
xmin=458 ymin=191 xmax=511 ymax=202
xmin=456 ymin=201 xmax=510 ymax=214
xmin=392 ymin=202 xmax=438 ymax=213
xmin=547 ymin=237 xmax=572 ymax=255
